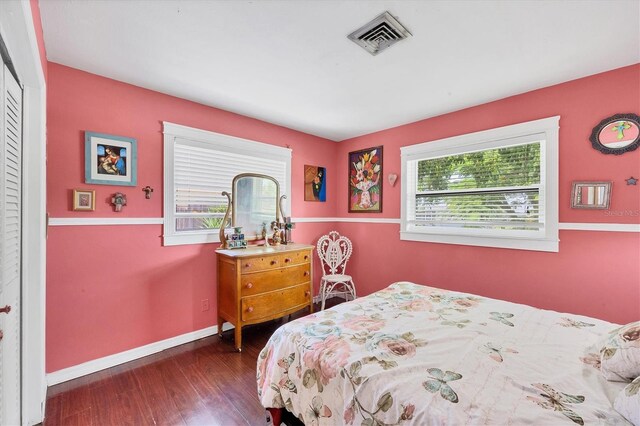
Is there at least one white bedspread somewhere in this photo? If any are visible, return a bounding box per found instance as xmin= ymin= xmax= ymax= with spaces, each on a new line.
xmin=257 ymin=282 xmax=628 ymax=425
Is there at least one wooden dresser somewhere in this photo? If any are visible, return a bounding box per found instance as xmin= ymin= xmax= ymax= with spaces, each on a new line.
xmin=216 ymin=243 xmax=314 ymax=351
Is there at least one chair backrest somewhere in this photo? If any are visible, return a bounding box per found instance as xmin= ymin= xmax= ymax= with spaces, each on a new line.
xmin=316 ymin=231 xmax=353 ymax=276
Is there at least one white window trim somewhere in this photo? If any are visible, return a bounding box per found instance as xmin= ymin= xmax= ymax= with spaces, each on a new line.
xmin=400 ymin=116 xmax=559 ymax=252
xmin=163 ymin=122 xmax=292 ymax=246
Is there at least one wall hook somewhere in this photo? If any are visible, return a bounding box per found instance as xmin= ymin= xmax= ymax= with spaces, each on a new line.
xmin=111 ymin=192 xmax=127 ymax=212
xmin=142 ymin=186 xmax=154 ymax=199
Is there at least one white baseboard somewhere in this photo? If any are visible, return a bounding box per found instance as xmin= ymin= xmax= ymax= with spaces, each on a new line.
xmin=46 ymin=322 xmax=234 ymax=386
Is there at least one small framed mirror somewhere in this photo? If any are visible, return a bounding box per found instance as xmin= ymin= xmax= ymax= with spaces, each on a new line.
xmin=571 ymin=181 xmax=612 ymax=209
xmin=219 ymin=173 xmax=285 ymax=247
xmin=590 ymin=113 xmax=640 ymax=155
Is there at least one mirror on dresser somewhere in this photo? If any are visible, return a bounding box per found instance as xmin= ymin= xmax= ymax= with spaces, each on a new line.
xmin=219 ymin=173 xmax=287 ymax=248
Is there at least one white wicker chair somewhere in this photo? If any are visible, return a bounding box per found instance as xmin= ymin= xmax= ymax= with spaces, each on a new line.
xmin=316 ymin=231 xmax=356 ymax=310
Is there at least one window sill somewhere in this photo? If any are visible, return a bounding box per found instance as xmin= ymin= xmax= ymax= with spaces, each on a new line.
xmin=163 ymin=232 xmax=221 ymax=247
xmin=399 ymin=231 xmax=559 ymax=252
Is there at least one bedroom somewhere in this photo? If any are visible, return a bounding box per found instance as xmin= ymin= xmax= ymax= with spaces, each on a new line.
xmin=0 ymin=0 xmax=638 ymax=425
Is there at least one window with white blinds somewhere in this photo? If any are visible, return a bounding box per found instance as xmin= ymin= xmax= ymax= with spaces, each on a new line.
xmin=163 ymin=122 xmax=291 ymax=246
xmin=401 ymin=117 xmax=559 ymax=252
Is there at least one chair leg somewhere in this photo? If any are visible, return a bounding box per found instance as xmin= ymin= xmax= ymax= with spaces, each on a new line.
xmin=320 ymin=280 xmax=327 ymax=311
xmin=349 ymin=280 xmax=356 ymax=300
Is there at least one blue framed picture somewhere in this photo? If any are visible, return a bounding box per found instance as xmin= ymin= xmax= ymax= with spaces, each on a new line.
xmin=304 ymin=164 xmax=326 ymax=202
xmin=85 ymin=131 xmax=137 ymax=186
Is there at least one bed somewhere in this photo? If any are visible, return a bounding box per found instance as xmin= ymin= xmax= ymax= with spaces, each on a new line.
xmin=257 ymin=281 xmax=636 ymax=425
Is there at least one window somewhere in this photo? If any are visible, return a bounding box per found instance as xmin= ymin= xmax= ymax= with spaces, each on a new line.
xmin=163 ymin=122 xmax=291 ymax=246
xmin=401 ymin=116 xmax=559 ymax=252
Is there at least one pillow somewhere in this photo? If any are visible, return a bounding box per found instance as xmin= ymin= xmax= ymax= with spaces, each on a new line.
xmin=614 ymin=376 xmax=640 ymax=426
xmin=600 ymin=321 xmax=640 ymax=382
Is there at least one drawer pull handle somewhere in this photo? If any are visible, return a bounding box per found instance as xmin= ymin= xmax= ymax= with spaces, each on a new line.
xmin=247 ymin=306 xmax=254 ymax=313
xmin=284 ymin=258 xmax=292 ymax=263
xmin=246 ymin=283 xmax=253 ymax=289
xmin=304 ymin=255 xmax=309 ymax=260
xmin=304 ymin=291 xmax=311 ymax=297
xmin=245 ymin=263 xmax=251 ymax=268
xmin=270 ymin=260 xmax=277 ymax=265
xmin=303 ymin=271 xmax=309 ymax=277
xmin=0 ymin=305 xmax=10 ymax=314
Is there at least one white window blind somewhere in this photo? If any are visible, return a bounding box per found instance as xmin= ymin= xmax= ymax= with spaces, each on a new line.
xmin=401 ymin=117 xmax=559 ymax=252
xmin=163 ymin=123 xmax=291 ymax=246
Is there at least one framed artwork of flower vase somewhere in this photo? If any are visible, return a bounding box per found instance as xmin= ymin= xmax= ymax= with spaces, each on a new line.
xmin=85 ymin=131 xmax=137 ymax=186
xmin=349 ymin=146 xmax=382 ymax=213
xmin=304 ymin=165 xmax=326 ymax=202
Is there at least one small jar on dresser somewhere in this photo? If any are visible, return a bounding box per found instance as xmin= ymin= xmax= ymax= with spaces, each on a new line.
xmin=216 ymin=243 xmax=314 ymax=351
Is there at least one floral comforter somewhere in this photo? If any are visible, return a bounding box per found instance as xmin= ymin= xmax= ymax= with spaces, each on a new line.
xmin=257 ymin=282 xmax=630 ymax=425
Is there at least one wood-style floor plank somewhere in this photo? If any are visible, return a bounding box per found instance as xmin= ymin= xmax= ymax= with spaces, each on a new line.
xmin=44 ymin=301 xmax=340 ymax=425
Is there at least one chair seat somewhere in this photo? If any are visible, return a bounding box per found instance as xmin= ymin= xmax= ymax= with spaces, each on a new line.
xmin=322 ymin=274 xmax=352 ymax=283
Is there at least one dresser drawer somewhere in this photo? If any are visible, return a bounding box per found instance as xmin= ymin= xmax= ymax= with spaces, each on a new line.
xmin=241 ymin=264 xmax=311 ymax=296
xmin=241 ymin=284 xmax=311 ymax=322
xmin=240 ymin=250 xmax=311 ymax=273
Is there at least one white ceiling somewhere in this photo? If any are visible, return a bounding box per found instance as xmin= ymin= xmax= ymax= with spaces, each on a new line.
xmin=39 ymin=0 xmax=640 ymax=141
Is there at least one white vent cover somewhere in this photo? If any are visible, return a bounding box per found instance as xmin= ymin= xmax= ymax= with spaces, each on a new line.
xmin=348 ymin=11 xmax=412 ymax=56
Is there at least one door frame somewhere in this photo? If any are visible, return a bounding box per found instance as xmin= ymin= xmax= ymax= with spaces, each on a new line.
xmin=0 ymin=2 xmax=47 ymax=425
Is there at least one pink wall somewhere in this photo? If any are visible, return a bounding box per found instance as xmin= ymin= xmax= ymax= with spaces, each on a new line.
xmin=29 ymin=0 xmax=47 ymax=82
xmin=336 ymin=64 xmax=640 ymax=325
xmin=47 ymin=61 xmax=639 ymax=373
xmin=46 ymin=63 xmax=337 ymax=372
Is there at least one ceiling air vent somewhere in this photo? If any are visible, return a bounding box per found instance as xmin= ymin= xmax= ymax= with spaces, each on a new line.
xmin=347 ymin=11 xmax=412 ymax=56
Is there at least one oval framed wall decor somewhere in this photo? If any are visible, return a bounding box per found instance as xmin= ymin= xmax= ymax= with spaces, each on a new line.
xmin=589 ymin=113 xmax=640 ymax=155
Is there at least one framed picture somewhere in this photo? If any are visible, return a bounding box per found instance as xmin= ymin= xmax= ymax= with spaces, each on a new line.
xmin=73 ymin=189 xmax=96 ymax=211
xmin=85 ymin=131 xmax=137 ymax=186
xmin=571 ymin=181 xmax=612 ymax=209
xmin=304 ymin=165 xmax=326 ymax=202
xmin=589 ymin=113 xmax=640 ymax=155
xmin=348 ymin=146 xmax=382 ymax=213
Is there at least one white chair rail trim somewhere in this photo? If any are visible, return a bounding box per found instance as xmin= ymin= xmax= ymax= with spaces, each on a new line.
xmin=48 ymin=217 xmax=164 ymax=226
xmin=47 ymin=217 xmax=639 ymax=232
xmin=298 ymin=219 xmax=639 ymax=232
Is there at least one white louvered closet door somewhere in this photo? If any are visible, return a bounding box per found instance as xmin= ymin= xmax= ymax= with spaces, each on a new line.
xmin=0 ymin=63 xmax=22 ymax=426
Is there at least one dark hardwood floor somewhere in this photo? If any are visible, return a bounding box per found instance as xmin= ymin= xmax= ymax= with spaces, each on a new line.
xmin=44 ymin=300 xmax=341 ymax=426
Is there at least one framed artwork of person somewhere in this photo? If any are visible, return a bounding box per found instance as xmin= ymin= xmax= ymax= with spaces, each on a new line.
xmin=85 ymin=131 xmax=137 ymax=186
xmin=304 ymin=165 xmax=326 ymax=202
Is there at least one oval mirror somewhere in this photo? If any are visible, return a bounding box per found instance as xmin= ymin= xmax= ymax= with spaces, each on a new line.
xmin=590 ymin=113 xmax=640 ymax=155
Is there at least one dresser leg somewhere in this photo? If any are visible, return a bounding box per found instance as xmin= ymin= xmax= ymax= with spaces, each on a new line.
xmin=217 ymin=316 xmax=224 ymax=337
xmin=234 ymin=325 xmax=242 ymax=352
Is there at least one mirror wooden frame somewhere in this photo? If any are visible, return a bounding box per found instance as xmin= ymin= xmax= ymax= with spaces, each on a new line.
xmin=570 ymin=181 xmax=612 ymax=209
xmin=589 ymin=113 xmax=640 ymax=155
xmin=219 ymin=173 xmax=285 ymax=248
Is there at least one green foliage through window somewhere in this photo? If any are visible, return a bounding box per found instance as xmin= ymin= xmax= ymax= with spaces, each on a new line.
xmin=414 ymin=142 xmax=541 ymax=230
